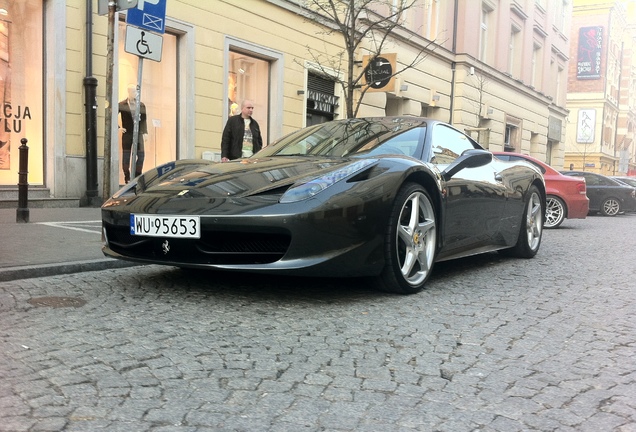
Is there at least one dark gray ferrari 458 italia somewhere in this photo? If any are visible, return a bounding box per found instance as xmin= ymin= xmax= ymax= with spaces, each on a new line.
xmin=102 ymin=117 xmax=545 ymax=294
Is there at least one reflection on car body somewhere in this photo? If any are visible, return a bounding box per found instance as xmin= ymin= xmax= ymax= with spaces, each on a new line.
xmin=494 ymin=152 xmax=589 ymax=228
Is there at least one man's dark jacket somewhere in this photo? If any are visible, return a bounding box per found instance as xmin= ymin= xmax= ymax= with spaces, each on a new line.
xmin=221 ymin=115 xmax=263 ymax=160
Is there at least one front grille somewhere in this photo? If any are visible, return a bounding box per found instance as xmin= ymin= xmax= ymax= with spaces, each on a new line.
xmin=104 ymin=223 xmax=291 ymax=265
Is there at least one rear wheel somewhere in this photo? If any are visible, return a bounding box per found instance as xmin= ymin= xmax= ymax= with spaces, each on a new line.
xmin=502 ymin=185 xmax=543 ymax=258
xmin=545 ymin=195 xmax=566 ymax=228
xmin=600 ymin=197 xmax=621 ymax=216
xmin=375 ymin=183 xmax=437 ymax=294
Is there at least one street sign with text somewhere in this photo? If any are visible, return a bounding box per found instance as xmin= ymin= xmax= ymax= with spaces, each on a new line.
xmin=126 ymin=0 xmax=167 ymax=34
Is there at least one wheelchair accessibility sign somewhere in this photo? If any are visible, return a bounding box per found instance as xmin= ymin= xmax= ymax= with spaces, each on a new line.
xmin=125 ymin=25 xmax=163 ymax=62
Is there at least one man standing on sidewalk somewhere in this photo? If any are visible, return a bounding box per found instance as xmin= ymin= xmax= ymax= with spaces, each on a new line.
xmin=220 ymin=99 xmax=263 ymax=162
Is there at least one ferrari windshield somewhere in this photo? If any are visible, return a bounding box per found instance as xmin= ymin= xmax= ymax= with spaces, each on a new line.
xmin=255 ymin=118 xmax=426 ymax=159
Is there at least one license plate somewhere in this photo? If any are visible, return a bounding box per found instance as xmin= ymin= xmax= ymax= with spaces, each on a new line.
xmin=130 ymin=214 xmax=201 ymax=238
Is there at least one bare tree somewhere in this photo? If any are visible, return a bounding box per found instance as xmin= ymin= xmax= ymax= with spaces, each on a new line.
xmin=464 ymin=71 xmax=492 ymax=148
xmin=297 ymin=0 xmax=439 ymax=118
xmin=469 ymin=73 xmax=489 ymax=127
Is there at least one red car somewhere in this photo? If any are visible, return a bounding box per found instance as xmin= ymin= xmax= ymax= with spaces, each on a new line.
xmin=493 ymin=152 xmax=589 ymax=228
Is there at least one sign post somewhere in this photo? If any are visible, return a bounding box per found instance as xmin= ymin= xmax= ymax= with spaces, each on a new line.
xmin=123 ymin=0 xmax=166 ymax=187
xmin=98 ymin=0 xmax=138 ymax=15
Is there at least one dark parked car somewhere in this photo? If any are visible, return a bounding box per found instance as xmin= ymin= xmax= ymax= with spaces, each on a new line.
xmin=612 ymin=176 xmax=636 ymax=212
xmin=612 ymin=176 xmax=636 ymax=188
xmin=493 ymin=152 xmax=588 ymax=228
xmin=102 ymin=117 xmax=546 ymax=294
xmin=561 ymin=171 xmax=636 ymax=216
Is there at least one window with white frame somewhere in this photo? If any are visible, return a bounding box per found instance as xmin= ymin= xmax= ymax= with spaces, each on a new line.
xmin=509 ymin=28 xmax=516 ymax=74
xmin=531 ymin=42 xmax=543 ymax=89
xmin=479 ymin=5 xmax=491 ymax=62
xmin=556 ymin=65 xmax=564 ymax=105
xmin=553 ymin=0 xmax=568 ymax=33
xmin=509 ymin=25 xmax=521 ymax=77
xmin=424 ymin=0 xmax=440 ymax=40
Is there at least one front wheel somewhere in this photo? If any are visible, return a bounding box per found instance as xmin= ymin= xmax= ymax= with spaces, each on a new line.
xmin=600 ymin=197 xmax=621 ymax=216
xmin=545 ymin=195 xmax=566 ymax=228
xmin=502 ymin=185 xmax=543 ymax=258
xmin=375 ymin=183 xmax=437 ymax=294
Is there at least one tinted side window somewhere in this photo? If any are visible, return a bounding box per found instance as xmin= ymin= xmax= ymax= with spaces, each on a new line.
xmin=597 ymin=177 xmax=610 ymax=186
xmin=430 ymin=125 xmax=476 ymax=165
xmin=364 ymin=127 xmax=424 ymax=158
xmin=583 ymin=174 xmax=600 ymax=186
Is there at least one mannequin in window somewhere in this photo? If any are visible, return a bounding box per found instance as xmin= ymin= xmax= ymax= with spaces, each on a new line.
xmin=119 ymin=84 xmax=148 ymax=183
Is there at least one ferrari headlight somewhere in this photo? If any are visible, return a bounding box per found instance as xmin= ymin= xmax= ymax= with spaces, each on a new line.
xmin=280 ymin=159 xmax=377 ymax=203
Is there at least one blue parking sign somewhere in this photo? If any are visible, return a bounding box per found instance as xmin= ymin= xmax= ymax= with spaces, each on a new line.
xmin=126 ymin=0 xmax=167 ymax=34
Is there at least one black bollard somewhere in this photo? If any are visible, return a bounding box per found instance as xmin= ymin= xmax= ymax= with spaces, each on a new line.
xmin=16 ymin=138 xmax=29 ymax=223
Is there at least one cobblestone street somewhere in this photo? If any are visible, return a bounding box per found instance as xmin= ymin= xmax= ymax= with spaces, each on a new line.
xmin=1 ymin=215 xmax=635 ymax=431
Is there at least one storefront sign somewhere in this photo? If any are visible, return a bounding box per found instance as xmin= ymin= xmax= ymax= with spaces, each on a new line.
xmin=363 ymin=53 xmax=396 ymax=92
xmin=0 ymin=103 xmax=31 ymax=134
xmin=577 ymin=26 xmax=603 ymax=80
xmin=307 ymin=90 xmax=339 ymax=115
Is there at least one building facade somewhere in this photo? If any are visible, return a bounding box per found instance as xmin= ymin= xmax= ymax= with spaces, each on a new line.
xmin=0 ymin=0 xmax=572 ymax=205
xmin=565 ymin=0 xmax=636 ymax=175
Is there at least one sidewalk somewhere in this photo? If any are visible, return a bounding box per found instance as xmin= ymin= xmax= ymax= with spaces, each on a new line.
xmin=0 ymin=207 xmax=137 ymax=282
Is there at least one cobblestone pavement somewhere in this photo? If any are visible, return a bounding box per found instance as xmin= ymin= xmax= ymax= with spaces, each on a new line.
xmin=1 ymin=215 xmax=635 ymax=431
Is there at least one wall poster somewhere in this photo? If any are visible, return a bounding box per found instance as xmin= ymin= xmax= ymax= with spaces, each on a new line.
xmin=577 ymin=26 xmax=603 ymax=80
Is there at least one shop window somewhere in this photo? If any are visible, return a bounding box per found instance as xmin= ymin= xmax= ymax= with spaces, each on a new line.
xmin=0 ymin=0 xmax=43 ymax=186
xmin=504 ymin=116 xmax=522 ymax=151
xmin=117 ymin=21 xmax=177 ymax=185
xmin=228 ymin=51 xmax=269 ymax=142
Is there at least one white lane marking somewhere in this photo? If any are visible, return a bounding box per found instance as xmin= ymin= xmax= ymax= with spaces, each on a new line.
xmin=36 ymin=220 xmax=103 ymax=234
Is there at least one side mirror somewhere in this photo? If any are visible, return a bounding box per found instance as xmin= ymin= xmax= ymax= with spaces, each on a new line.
xmin=441 ymin=149 xmax=492 ymax=181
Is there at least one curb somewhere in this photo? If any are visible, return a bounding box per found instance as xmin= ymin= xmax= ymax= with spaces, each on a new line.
xmin=0 ymin=259 xmax=141 ymax=283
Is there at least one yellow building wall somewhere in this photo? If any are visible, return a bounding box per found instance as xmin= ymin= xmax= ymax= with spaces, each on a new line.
xmin=66 ymin=0 xmax=86 ymax=157
xmin=55 ymin=0 xmax=569 ymax=199
xmin=65 ymin=0 xmax=350 ymax=161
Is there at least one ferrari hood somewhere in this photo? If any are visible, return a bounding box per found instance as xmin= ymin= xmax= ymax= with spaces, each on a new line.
xmin=122 ymin=157 xmax=362 ymax=199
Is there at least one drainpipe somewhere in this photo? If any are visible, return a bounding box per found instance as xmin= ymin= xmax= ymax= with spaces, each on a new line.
xmin=449 ymin=0 xmax=459 ymax=125
xmin=82 ymin=0 xmax=99 ymax=206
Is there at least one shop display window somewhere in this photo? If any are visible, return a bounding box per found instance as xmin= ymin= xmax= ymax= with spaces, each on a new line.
xmin=117 ymin=21 xmax=177 ymax=185
xmin=0 ymin=0 xmax=43 ymax=185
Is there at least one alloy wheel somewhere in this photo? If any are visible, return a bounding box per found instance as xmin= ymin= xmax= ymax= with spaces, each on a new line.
xmin=601 ymin=198 xmax=620 ymax=216
xmin=525 ymin=190 xmax=543 ymax=252
xmin=395 ymin=190 xmax=436 ymax=286
xmin=545 ymin=196 xmax=565 ymax=228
